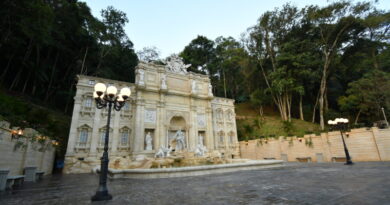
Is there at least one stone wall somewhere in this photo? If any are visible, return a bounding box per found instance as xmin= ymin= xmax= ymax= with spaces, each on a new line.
xmin=0 ymin=121 xmax=56 ymax=175
xmin=239 ymin=127 xmax=390 ymax=162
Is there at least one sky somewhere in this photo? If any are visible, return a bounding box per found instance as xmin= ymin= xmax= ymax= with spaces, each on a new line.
xmin=81 ymin=0 xmax=390 ymax=58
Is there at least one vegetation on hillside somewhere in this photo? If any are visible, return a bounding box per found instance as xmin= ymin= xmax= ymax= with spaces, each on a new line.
xmin=0 ymin=91 xmax=70 ymax=156
xmin=235 ymin=103 xmax=321 ymax=141
xmin=178 ymin=1 xmax=390 ymax=130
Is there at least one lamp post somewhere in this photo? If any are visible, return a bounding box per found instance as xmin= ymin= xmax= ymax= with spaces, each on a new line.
xmin=91 ymin=83 xmax=131 ymax=201
xmin=328 ymin=118 xmax=354 ymax=165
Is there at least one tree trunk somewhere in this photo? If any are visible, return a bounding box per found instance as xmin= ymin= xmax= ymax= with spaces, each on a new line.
xmin=0 ymin=50 xmax=16 ymax=84
xmin=299 ymin=94 xmax=304 ymax=121
xmin=44 ymin=52 xmax=60 ymax=102
xmin=80 ymin=46 xmax=88 ymax=74
xmin=324 ymin=87 xmax=328 ymax=113
xmin=371 ymin=49 xmax=379 ymax=70
xmin=354 ymin=109 xmax=362 ymax=125
xmin=312 ymin=91 xmax=320 ymax=123
xmin=319 ymin=53 xmax=330 ymax=130
xmin=22 ymin=67 xmax=33 ymax=93
xmin=259 ymin=106 xmax=263 ymax=118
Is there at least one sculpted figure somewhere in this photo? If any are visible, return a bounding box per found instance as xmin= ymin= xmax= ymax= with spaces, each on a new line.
xmin=154 ymin=146 xmax=165 ymax=158
xmin=161 ymin=74 xmax=167 ymax=89
xmin=195 ymin=143 xmax=208 ymax=157
xmin=191 ymin=80 xmax=197 ymax=93
xmin=208 ymin=83 xmax=213 ymax=96
xmin=165 ymin=54 xmax=191 ymax=74
xmin=138 ymin=69 xmax=145 ymax=85
xmin=174 ymin=130 xmax=185 ymax=151
xmin=199 ymin=134 xmax=204 ymax=146
xmin=145 ymin=132 xmax=153 ymax=150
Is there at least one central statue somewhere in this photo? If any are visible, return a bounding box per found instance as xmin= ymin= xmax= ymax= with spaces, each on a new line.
xmin=173 ymin=130 xmax=186 ymax=151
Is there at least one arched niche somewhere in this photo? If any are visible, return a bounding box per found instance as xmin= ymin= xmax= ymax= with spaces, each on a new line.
xmin=166 ymin=115 xmax=188 ymax=150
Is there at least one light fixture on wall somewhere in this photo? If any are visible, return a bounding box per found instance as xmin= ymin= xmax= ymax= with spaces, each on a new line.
xmin=11 ymin=128 xmax=23 ymax=139
xmin=328 ymin=118 xmax=353 ymax=165
xmin=91 ymin=83 xmax=131 ymax=202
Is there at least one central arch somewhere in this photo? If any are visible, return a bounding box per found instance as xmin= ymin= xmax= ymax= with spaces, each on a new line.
xmin=167 ymin=116 xmax=188 ymax=150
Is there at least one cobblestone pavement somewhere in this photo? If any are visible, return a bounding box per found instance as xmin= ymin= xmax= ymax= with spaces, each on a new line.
xmin=1 ymin=162 xmax=390 ymax=205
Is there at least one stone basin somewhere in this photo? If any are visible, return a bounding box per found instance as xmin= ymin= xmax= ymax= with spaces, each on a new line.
xmin=106 ymin=159 xmax=284 ymax=179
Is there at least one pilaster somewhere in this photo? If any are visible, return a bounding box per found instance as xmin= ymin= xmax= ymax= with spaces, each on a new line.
xmin=66 ymin=89 xmax=82 ymax=156
xmin=89 ymin=108 xmax=101 ymax=156
xmin=133 ymin=98 xmax=145 ymax=152
xmin=206 ymin=107 xmax=214 ymax=150
xmin=111 ymin=109 xmax=121 ymax=153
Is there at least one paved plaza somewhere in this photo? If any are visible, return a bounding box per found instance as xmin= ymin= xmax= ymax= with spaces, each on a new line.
xmin=1 ymin=162 xmax=390 ymax=205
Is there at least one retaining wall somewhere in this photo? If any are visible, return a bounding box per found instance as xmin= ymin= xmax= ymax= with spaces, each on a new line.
xmin=0 ymin=121 xmax=55 ymax=175
xmin=239 ymin=127 xmax=390 ymax=162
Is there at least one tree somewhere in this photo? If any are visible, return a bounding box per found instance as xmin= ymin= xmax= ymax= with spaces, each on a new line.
xmin=339 ymin=70 xmax=390 ymax=124
xmin=248 ymin=3 xmax=304 ymax=121
xmin=305 ymin=1 xmax=372 ymax=129
xmin=137 ymin=46 xmax=161 ymax=62
xmin=180 ymin=35 xmax=216 ymax=75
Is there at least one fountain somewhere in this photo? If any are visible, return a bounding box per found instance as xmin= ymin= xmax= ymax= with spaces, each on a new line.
xmin=103 ymin=130 xmax=283 ymax=179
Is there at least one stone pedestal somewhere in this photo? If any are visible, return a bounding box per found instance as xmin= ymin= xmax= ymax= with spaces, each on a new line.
xmin=24 ymin=167 xmax=37 ymax=182
xmin=0 ymin=169 xmax=10 ymax=191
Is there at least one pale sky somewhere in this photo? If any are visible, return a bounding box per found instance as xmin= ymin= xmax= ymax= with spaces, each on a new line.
xmin=81 ymin=0 xmax=390 ymax=58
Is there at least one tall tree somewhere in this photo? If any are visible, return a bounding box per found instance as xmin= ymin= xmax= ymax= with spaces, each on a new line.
xmin=306 ymin=1 xmax=372 ymax=129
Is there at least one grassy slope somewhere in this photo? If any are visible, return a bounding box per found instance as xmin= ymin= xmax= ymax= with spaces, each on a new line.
xmin=235 ymin=103 xmax=321 ymax=140
xmin=0 ymin=90 xmax=70 ymax=156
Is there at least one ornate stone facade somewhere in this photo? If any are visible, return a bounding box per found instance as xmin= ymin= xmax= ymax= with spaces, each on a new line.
xmin=64 ymin=60 xmax=239 ymax=173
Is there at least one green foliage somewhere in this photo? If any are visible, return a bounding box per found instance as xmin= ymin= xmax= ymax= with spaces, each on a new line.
xmin=338 ymin=70 xmax=390 ymax=123
xmin=282 ymin=121 xmax=294 ymax=135
xmin=0 ymin=91 xmax=69 ymax=156
xmin=305 ymin=137 xmax=314 ymax=148
xmin=0 ymin=0 xmax=138 ymax=115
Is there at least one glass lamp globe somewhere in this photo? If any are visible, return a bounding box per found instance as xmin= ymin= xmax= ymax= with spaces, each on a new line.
xmin=117 ymin=94 xmax=124 ymax=102
xmin=106 ymin=86 xmax=117 ymax=98
xmin=94 ymin=83 xmax=106 ymax=96
xmin=120 ymin=87 xmax=131 ymax=100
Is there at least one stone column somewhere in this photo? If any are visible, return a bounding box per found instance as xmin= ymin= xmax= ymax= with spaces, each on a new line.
xmin=189 ymin=105 xmax=197 ymax=151
xmin=133 ymin=98 xmax=145 ymax=153
xmin=65 ymin=88 xmax=83 ymax=156
xmin=89 ymin=108 xmax=102 ymax=156
xmin=111 ymin=110 xmax=121 ymax=154
xmin=156 ymin=100 xmax=165 ymax=150
xmin=206 ymin=107 xmax=214 ymax=150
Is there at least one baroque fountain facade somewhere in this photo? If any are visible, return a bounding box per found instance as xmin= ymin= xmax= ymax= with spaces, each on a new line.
xmin=64 ymin=56 xmax=242 ymax=174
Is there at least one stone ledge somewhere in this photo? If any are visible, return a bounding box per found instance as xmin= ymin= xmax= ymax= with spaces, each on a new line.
xmin=106 ymin=160 xmax=283 ymax=179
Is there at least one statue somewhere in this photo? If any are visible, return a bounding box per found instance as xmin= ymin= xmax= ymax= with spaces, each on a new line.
xmin=199 ymin=134 xmax=204 ymax=146
xmin=161 ymin=74 xmax=167 ymax=89
xmin=155 ymin=146 xmax=165 ymax=158
xmin=164 ymin=54 xmax=191 ymax=74
xmin=195 ymin=143 xmax=208 ymax=157
xmin=208 ymin=83 xmax=213 ymax=96
xmin=137 ymin=69 xmax=145 ymax=85
xmin=163 ymin=146 xmax=172 ymax=157
xmin=191 ymin=80 xmax=197 ymax=94
xmin=154 ymin=145 xmax=172 ymax=158
xmin=174 ymin=130 xmax=185 ymax=151
xmin=145 ymin=132 xmax=153 ymax=150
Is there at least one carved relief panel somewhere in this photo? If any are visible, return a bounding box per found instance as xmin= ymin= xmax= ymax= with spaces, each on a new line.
xmin=144 ymin=109 xmax=156 ymax=124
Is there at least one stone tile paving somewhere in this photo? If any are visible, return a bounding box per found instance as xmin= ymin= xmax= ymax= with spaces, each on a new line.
xmin=1 ymin=162 xmax=390 ymax=205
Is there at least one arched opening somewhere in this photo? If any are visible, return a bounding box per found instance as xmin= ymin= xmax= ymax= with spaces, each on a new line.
xmin=167 ymin=116 xmax=187 ymax=150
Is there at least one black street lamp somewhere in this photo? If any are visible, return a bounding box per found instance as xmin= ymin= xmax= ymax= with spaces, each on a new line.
xmin=91 ymin=83 xmax=131 ymax=201
xmin=328 ymin=118 xmax=354 ymax=165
